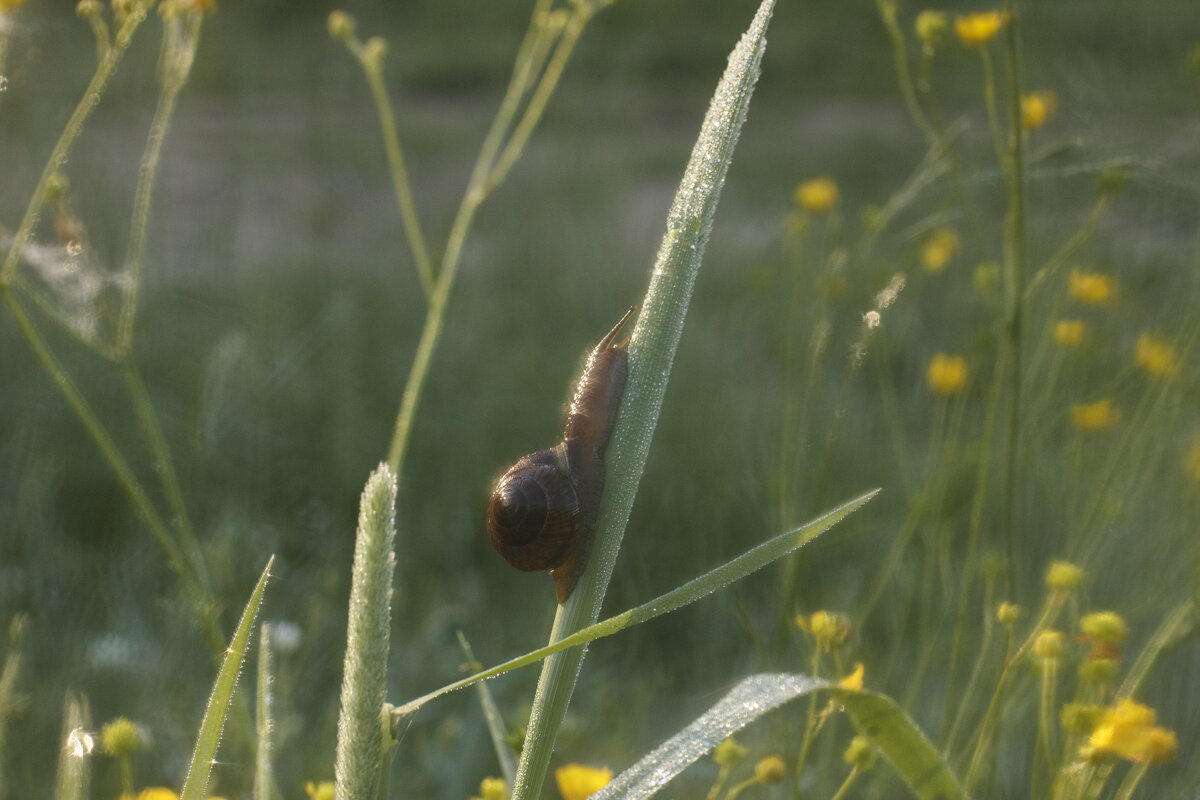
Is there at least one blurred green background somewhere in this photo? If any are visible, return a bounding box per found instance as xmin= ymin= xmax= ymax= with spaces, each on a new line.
xmin=2 ymin=1 xmax=1199 ymax=798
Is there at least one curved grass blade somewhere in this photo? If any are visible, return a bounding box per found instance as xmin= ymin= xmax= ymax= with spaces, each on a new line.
xmin=583 ymin=675 xmax=964 ymax=800
xmin=393 ymin=490 xmax=877 ymax=718
xmin=180 ymin=557 xmax=274 ymax=800
xmin=831 ymin=688 xmax=967 ymax=800
xmin=458 ymin=631 xmax=518 ymax=786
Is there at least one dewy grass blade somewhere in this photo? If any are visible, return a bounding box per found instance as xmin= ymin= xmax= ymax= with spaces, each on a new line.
xmin=393 ymin=490 xmax=877 ymax=718
xmin=180 ymin=557 xmax=274 ymax=800
xmin=510 ymin=3 xmax=779 ymax=799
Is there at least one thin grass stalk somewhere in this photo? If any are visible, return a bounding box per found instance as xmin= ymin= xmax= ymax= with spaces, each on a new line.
xmin=510 ymin=6 xmax=776 ymax=797
xmin=458 ymin=632 xmax=518 ymax=787
xmin=0 ymin=0 xmax=153 ymax=285
xmin=54 ymin=693 xmax=91 ymax=800
xmin=1000 ymin=0 xmax=1028 ymax=601
xmin=358 ymin=52 xmax=434 ymax=300
xmin=385 ymin=2 xmax=587 ymax=475
xmin=115 ymin=8 xmax=202 ymax=356
xmin=0 ymin=287 xmax=226 ymax=655
xmin=0 ymin=615 xmax=28 ymax=800
xmin=254 ymin=623 xmax=274 ymax=800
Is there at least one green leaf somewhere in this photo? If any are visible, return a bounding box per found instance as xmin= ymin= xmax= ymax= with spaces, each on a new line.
xmin=394 ymin=490 xmax=877 ymax=717
xmin=180 ymin=557 xmax=274 ymax=800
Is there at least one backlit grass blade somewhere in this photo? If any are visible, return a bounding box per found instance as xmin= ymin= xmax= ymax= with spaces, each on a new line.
xmin=581 ymin=675 xmax=964 ymax=800
xmin=180 ymin=557 xmax=274 ymax=800
xmin=393 ymin=489 xmax=877 ymax=717
xmin=458 ymin=631 xmax=518 ymax=787
xmin=831 ymin=688 xmax=967 ymax=800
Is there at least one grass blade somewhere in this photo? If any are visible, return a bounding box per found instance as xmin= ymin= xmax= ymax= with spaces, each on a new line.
xmin=511 ymin=3 xmax=778 ymax=798
xmin=394 ymin=490 xmax=876 ymax=717
xmin=831 ymin=688 xmax=967 ymax=800
xmin=458 ymin=631 xmax=518 ymax=787
xmin=180 ymin=557 xmax=274 ymax=800
xmin=254 ymin=622 xmax=274 ymax=800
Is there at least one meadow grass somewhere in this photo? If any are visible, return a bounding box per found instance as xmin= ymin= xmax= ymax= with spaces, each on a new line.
xmin=1 ymin=1 xmax=1199 ymax=800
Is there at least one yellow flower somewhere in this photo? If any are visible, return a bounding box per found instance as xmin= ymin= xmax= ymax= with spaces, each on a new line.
xmin=1087 ymin=699 xmax=1178 ymax=764
xmin=555 ymin=764 xmax=612 ymax=800
xmin=1068 ymin=268 xmax=1117 ymax=305
xmin=305 ymin=782 xmax=335 ymax=800
xmin=469 ymin=777 xmax=507 ymax=800
xmin=915 ymin=10 xmax=948 ymax=52
xmin=794 ymin=177 xmax=839 ymax=214
xmin=754 ymin=756 xmax=787 ymax=784
xmin=0 ymin=0 xmax=26 ymax=12
xmin=996 ymin=602 xmax=1021 ymax=625
xmin=1046 ymin=560 xmax=1084 ymax=591
xmin=839 ymin=662 xmax=865 ymax=691
xmin=920 ymin=227 xmax=960 ymax=273
xmin=1021 ymin=91 xmax=1057 ymax=130
xmin=1033 ymin=630 xmax=1064 ymax=660
xmin=926 ymin=353 xmax=967 ymax=396
xmin=1186 ymin=434 xmax=1200 ymax=482
xmin=954 ymin=11 xmax=1007 ymax=47
xmin=1080 ymin=611 xmax=1129 ymax=645
xmin=796 ymin=610 xmax=851 ymax=651
xmin=100 ymin=718 xmax=143 ymax=757
xmin=1054 ymin=319 xmax=1086 ymax=348
xmin=134 ymin=790 xmax=178 ymax=800
xmin=1071 ymin=399 xmax=1120 ymax=432
xmin=842 ymin=735 xmax=876 ymax=769
xmin=1135 ymin=332 xmax=1178 ymax=378
xmin=713 ymin=736 xmax=749 ymax=767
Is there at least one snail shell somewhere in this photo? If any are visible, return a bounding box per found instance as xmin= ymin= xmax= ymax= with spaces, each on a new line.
xmin=486 ymin=307 xmax=635 ymax=603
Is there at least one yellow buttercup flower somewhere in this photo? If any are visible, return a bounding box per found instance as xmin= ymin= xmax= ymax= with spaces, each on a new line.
xmin=838 ymin=662 xmax=865 ymax=691
xmin=954 ymin=11 xmax=1007 ymax=47
xmin=1087 ymin=699 xmax=1178 ymax=764
xmin=305 ymin=782 xmax=335 ymax=800
xmin=1071 ymin=399 xmax=1119 ymax=432
xmin=555 ymin=764 xmax=613 ymax=800
xmin=1186 ymin=434 xmax=1200 ymax=482
xmin=1033 ymin=630 xmax=1063 ymax=660
xmin=0 ymin=0 xmax=27 ymax=12
xmin=796 ymin=610 xmax=852 ymax=651
xmin=1068 ymin=268 xmax=1117 ymax=305
xmin=754 ymin=756 xmax=787 ymax=784
xmin=1080 ymin=611 xmax=1129 ymax=645
xmin=469 ymin=777 xmax=507 ymax=800
xmin=915 ymin=10 xmax=949 ymax=50
xmin=920 ymin=227 xmax=960 ymax=273
xmin=1135 ymin=332 xmax=1178 ymax=378
xmin=1054 ymin=319 xmax=1086 ymax=348
xmin=926 ymin=353 xmax=967 ymax=396
xmin=1045 ymin=560 xmax=1084 ymax=591
xmin=1021 ymin=91 xmax=1057 ymax=130
xmin=794 ymin=177 xmax=839 ymax=214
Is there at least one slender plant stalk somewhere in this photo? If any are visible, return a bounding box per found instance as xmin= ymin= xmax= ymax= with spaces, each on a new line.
xmin=254 ymin=623 xmax=274 ymax=800
xmin=357 ymin=52 xmax=435 ymax=300
xmin=0 ymin=0 xmax=154 ymax=285
xmin=1000 ymin=0 xmax=1027 ymax=601
xmin=116 ymin=9 xmax=203 ymax=356
xmin=54 ymin=693 xmax=91 ymax=800
xmin=1 ymin=287 xmax=226 ymax=654
xmin=383 ymin=1 xmax=592 ymax=476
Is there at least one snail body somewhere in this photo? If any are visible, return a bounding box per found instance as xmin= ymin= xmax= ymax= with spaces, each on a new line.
xmin=486 ymin=307 xmax=635 ymax=603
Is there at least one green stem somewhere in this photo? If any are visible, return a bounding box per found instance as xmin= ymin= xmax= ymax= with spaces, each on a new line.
xmin=872 ymin=0 xmax=936 ymax=142
xmin=1 ymin=1 xmax=154 ymax=286
xmin=1000 ymin=0 xmax=1027 ymax=602
xmin=1 ymin=287 xmax=225 ymax=656
xmin=828 ymin=766 xmax=861 ymax=800
xmin=359 ymin=55 xmax=435 ymax=301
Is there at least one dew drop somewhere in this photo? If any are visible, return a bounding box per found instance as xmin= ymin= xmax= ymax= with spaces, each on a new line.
xmin=66 ymin=240 xmax=83 ymax=256
xmin=0 ymin=75 xmax=8 ymax=92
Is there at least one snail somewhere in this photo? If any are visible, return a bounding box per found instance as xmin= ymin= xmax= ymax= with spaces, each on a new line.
xmin=486 ymin=306 xmax=636 ymax=604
